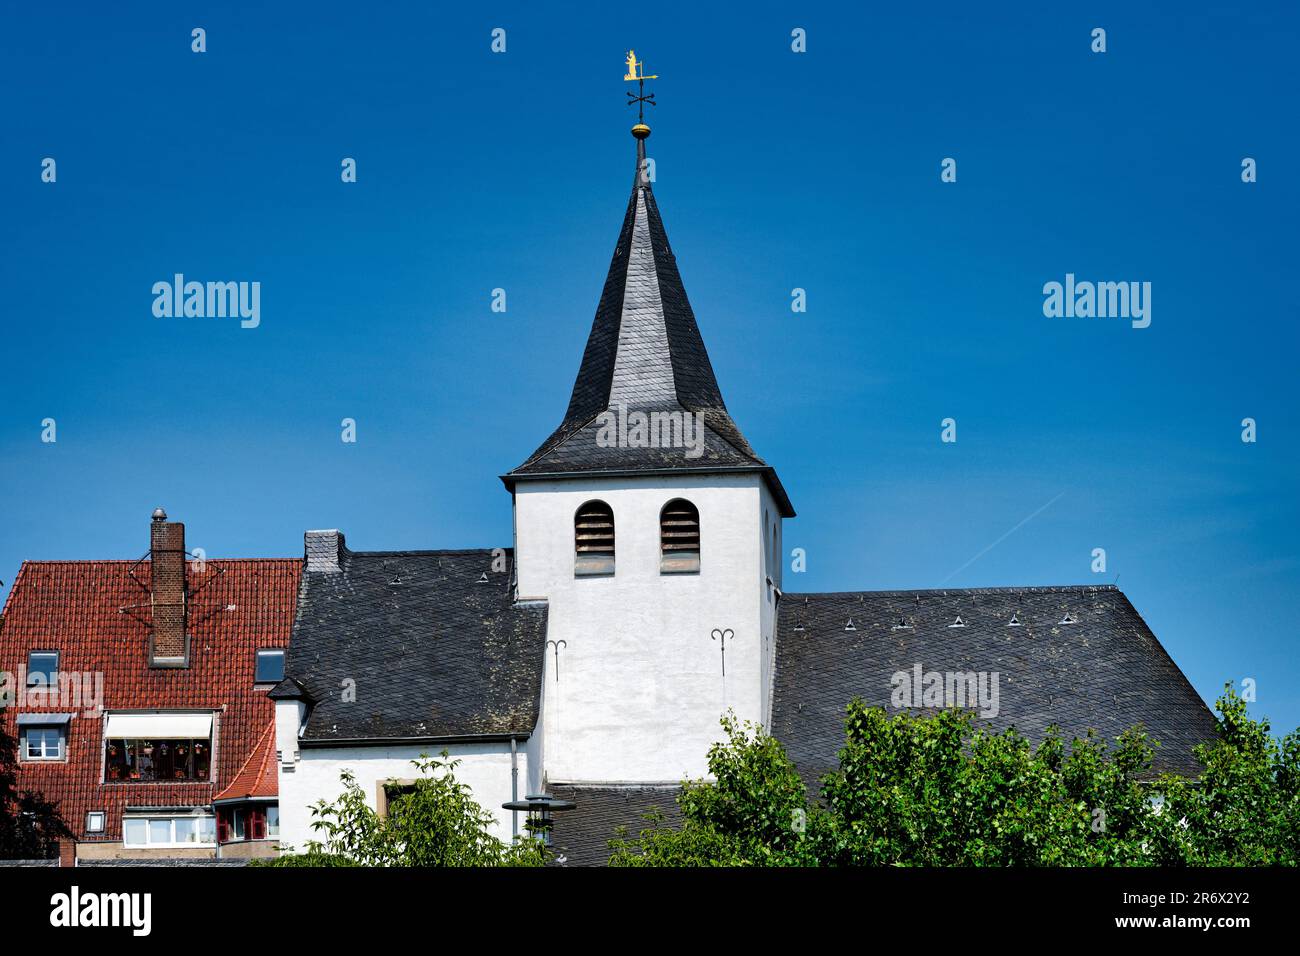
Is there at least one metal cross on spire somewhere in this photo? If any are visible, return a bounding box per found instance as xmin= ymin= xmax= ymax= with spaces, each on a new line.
xmin=624 ymin=49 xmax=658 ymax=128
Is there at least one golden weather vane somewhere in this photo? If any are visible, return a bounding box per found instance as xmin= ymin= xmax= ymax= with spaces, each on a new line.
xmin=624 ymin=49 xmax=658 ymax=134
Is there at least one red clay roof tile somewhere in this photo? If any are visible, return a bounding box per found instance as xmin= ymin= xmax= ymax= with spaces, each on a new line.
xmin=0 ymin=557 xmax=301 ymax=843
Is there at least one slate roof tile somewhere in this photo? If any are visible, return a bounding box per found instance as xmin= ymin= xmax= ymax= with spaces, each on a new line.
xmin=547 ymin=784 xmax=682 ymax=867
xmin=772 ymin=585 xmax=1219 ymax=783
xmin=286 ymin=546 xmax=546 ymax=742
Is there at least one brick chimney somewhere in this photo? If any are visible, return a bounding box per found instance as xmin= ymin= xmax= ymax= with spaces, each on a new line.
xmin=149 ymin=507 xmax=188 ymax=666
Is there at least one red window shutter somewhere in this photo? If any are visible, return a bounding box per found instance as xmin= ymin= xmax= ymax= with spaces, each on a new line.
xmin=252 ymin=809 xmax=265 ymax=840
xmin=216 ymin=812 xmax=229 ymax=844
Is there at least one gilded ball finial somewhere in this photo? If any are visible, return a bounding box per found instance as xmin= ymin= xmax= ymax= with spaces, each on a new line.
xmin=631 ymin=123 xmax=651 ymax=140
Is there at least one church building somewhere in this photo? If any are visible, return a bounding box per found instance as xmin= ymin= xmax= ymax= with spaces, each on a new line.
xmin=271 ymin=112 xmax=1219 ymax=864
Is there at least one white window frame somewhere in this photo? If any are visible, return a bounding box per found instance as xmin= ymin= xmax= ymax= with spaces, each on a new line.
xmin=121 ymin=814 xmax=217 ymax=849
xmin=266 ymin=804 xmax=280 ymax=838
xmin=85 ymin=811 xmax=106 ymax=833
xmin=22 ymin=724 xmax=65 ymax=761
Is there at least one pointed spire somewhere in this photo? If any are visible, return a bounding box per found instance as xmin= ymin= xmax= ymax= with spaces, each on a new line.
xmin=504 ymin=62 xmax=793 ymax=517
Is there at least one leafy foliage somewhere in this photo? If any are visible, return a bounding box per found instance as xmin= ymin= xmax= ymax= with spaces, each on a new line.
xmin=610 ymin=714 xmax=823 ymax=866
xmin=250 ymin=848 xmax=359 ymax=867
xmin=0 ymin=721 xmax=71 ymax=860
xmin=610 ymin=686 xmax=1298 ymax=867
xmin=1143 ymin=686 xmax=1300 ymax=866
xmin=286 ymin=751 xmax=547 ymax=867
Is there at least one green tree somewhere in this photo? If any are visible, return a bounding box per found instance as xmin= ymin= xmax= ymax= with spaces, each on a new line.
xmin=271 ymin=751 xmax=546 ymax=867
xmin=819 ymin=705 xmax=1155 ymax=866
xmin=1144 ymin=684 xmax=1300 ymax=866
xmin=610 ymin=714 xmax=823 ymax=866
xmin=0 ymin=721 xmax=71 ymax=860
xmin=611 ymin=688 xmax=1298 ymax=867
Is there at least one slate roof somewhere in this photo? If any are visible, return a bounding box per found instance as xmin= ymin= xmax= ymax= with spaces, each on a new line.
xmin=506 ymin=136 xmax=794 ymax=517
xmin=772 ymin=585 xmax=1219 ymax=783
xmin=547 ymin=784 xmax=682 ymax=867
xmin=285 ymin=545 xmax=547 ymax=743
xmin=0 ymin=557 xmax=300 ymax=843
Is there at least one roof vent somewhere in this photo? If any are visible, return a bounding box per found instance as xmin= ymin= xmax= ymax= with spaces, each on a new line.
xmin=1059 ymin=612 xmax=1077 ymax=625
xmin=892 ymin=617 xmax=913 ymax=630
xmin=1007 ymin=612 xmax=1022 ymax=627
xmin=793 ymin=621 xmax=805 ymax=632
xmin=477 ymin=572 xmax=490 ymax=584
xmin=844 ymin=618 xmax=857 ymax=632
xmin=949 ymin=616 xmax=966 ymax=628
xmin=151 ymin=507 xmax=167 ymax=522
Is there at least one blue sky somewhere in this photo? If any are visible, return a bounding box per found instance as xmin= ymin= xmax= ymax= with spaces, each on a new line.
xmin=2 ymin=3 xmax=1297 ymax=734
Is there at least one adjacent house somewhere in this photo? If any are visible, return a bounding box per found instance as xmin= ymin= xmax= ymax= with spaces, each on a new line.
xmin=0 ymin=510 xmax=299 ymax=862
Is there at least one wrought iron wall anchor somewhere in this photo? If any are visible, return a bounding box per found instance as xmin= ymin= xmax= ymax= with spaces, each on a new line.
xmin=710 ymin=628 xmax=734 ymax=676
xmin=546 ymin=639 xmax=567 ymax=682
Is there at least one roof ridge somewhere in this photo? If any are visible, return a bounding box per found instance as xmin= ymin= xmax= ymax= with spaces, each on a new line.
xmin=14 ymin=557 xmax=299 ymax=566
xmin=784 ymin=584 xmax=1121 ymax=599
xmin=344 ymin=547 xmax=511 ymax=558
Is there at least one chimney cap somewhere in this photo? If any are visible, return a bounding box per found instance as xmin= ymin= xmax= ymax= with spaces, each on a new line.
xmin=152 ymin=508 xmax=168 ymax=522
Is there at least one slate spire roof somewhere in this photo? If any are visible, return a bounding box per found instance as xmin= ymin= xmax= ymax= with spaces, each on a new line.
xmin=506 ymin=131 xmax=794 ymax=516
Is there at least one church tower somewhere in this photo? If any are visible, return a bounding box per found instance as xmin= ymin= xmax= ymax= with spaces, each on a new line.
xmin=503 ymin=58 xmax=794 ymax=783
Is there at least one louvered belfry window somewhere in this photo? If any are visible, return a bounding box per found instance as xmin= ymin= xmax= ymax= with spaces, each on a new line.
xmin=660 ymin=499 xmax=701 ymax=573
xmin=574 ymin=500 xmax=616 ymax=576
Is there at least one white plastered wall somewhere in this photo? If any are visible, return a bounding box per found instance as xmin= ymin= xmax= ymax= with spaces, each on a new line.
xmin=514 ymin=473 xmax=775 ymax=783
xmin=274 ymin=699 xmax=541 ymax=851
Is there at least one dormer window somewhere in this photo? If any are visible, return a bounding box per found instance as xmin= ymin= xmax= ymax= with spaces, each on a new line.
xmin=574 ymin=500 xmax=615 ymax=576
xmin=103 ymin=713 xmax=214 ymax=782
xmin=18 ymin=717 xmax=67 ymax=761
xmin=660 ymin=499 xmax=700 ymax=574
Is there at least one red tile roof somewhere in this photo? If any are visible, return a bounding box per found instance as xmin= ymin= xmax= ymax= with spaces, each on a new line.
xmin=0 ymin=557 xmax=301 ymax=843
xmin=215 ymin=721 xmax=278 ymax=802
